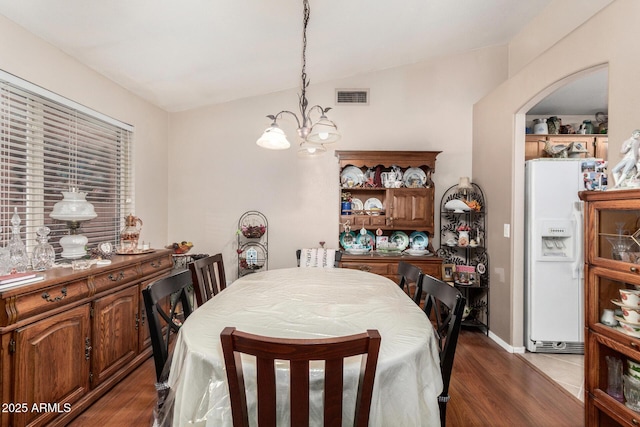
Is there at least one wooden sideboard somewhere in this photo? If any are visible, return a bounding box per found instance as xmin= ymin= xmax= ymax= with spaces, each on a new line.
xmin=0 ymin=249 xmax=174 ymax=427
xmin=340 ymin=253 xmax=443 ymax=297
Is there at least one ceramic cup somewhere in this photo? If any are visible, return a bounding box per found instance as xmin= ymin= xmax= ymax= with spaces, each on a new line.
xmin=601 ymin=308 xmax=616 ymax=326
xmin=623 ymin=307 xmax=640 ymax=324
xmin=620 ymin=289 xmax=640 ymax=308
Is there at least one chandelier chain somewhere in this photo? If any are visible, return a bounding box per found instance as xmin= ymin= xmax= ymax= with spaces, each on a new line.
xmin=299 ymin=0 xmax=310 ymax=119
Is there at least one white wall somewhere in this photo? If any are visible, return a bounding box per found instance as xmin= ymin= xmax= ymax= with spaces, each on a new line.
xmin=508 ymin=0 xmax=613 ymax=76
xmin=474 ymin=0 xmax=640 ymax=346
xmin=0 ymin=15 xmax=170 ymax=248
xmin=168 ymin=45 xmax=508 ymax=280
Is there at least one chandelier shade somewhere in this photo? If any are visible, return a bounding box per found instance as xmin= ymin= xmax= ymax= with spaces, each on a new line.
xmin=307 ymin=114 xmax=340 ymax=145
xmin=298 ymin=141 xmax=327 ymax=157
xmin=256 ymin=0 xmax=339 ymax=155
xmin=256 ymin=123 xmax=291 ymax=150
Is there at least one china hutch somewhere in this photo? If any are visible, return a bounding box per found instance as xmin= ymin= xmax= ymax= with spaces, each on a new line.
xmin=335 ymin=151 xmax=443 ymax=288
xmin=580 ymin=189 xmax=640 ymax=426
xmin=0 ymin=249 xmax=173 ymax=427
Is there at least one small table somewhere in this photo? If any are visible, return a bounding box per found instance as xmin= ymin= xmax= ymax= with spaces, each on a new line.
xmin=168 ymin=267 xmax=443 ymax=426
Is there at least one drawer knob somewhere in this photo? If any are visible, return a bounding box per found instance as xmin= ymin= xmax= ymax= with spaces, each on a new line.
xmin=632 ymin=419 xmax=639 ymax=426
xmin=632 ymin=267 xmax=638 ymax=273
xmin=359 ymin=265 xmax=371 ymax=272
xmin=631 ymin=342 xmax=638 ymax=348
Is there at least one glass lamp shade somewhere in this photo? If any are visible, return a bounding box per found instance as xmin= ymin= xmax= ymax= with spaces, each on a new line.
xmin=306 ymin=115 xmax=340 ymax=145
xmin=298 ymin=141 xmax=327 ymax=157
xmin=256 ymin=124 xmax=291 ymax=150
xmin=49 ymin=190 xmax=97 ymax=222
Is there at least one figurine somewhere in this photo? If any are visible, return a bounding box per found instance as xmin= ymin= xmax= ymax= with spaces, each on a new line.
xmin=611 ymin=129 xmax=640 ymax=187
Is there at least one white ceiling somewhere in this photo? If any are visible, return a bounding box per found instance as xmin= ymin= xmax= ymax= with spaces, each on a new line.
xmin=528 ymin=68 xmax=608 ymax=116
xmin=0 ymin=0 xmax=606 ymax=114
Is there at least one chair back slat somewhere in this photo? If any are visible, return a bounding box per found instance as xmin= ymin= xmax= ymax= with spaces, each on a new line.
xmin=256 ymin=357 xmax=277 ymax=426
xmin=142 ymin=269 xmax=194 ymax=383
xmin=418 ymin=273 xmax=466 ymax=426
xmin=189 ymin=253 xmax=226 ymax=306
xmin=397 ymin=261 xmax=423 ymax=305
xmin=220 ymin=327 xmax=381 ymax=427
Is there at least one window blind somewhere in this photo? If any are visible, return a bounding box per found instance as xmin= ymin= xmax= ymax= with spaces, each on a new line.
xmin=0 ymin=71 xmax=133 ymax=257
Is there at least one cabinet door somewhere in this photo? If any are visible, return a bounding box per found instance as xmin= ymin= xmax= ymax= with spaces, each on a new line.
xmin=584 ymin=199 xmax=640 ymax=273
xmin=525 ymin=135 xmax=547 ymax=160
xmin=11 ymin=304 xmax=90 ymax=427
xmin=91 ymin=285 xmax=139 ymax=386
xmin=389 ymin=188 xmax=434 ymax=231
xmin=594 ymin=136 xmax=608 ymax=159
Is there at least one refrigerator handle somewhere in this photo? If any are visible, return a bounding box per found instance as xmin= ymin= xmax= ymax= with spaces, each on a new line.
xmin=572 ymin=201 xmax=584 ymax=279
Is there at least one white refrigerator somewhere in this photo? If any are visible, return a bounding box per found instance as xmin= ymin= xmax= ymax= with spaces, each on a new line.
xmin=524 ymin=158 xmax=591 ymax=354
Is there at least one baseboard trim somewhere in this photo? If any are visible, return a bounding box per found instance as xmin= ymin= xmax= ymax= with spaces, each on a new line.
xmin=488 ymin=330 xmax=526 ymax=353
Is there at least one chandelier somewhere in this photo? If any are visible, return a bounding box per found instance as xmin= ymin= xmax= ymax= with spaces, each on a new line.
xmin=256 ymin=0 xmax=340 ymax=156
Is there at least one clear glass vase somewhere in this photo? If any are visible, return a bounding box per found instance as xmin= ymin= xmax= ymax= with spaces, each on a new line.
xmin=32 ymin=226 xmax=55 ymax=271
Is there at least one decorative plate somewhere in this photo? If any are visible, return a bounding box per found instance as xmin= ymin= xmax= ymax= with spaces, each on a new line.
xmin=340 ymin=166 xmax=365 ymax=188
xmin=346 ymin=247 xmax=371 ymax=255
xmin=364 ymin=197 xmax=383 ymax=214
xmin=351 ymin=198 xmax=364 ymax=212
xmin=404 ymin=248 xmax=431 ymax=256
xmin=389 ymin=231 xmax=410 ymax=250
xmin=616 ymin=315 xmax=640 ymax=327
xmin=409 ymin=231 xmax=429 ymax=249
xmin=403 ymin=167 xmax=427 ymax=188
xmin=356 ymin=230 xmax=376 ymax=248
xmin=612 ymin=299 xmax=638 ymax=309
xmin=340 ymin=231 xmax=357 ymax=249
xmin=444 ymin=199 xmax=471 ymax=213
xmin=476 ymin=262 xmax=486 ymax=275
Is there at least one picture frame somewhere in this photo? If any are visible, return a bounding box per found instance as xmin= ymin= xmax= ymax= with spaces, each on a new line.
xmin=442 ymin=264 xmax=455 ymax=282
xmin=468 ymin=272 xmax=478 ymax=285
xmin=454 ymin=271 xmax=469 ymax=284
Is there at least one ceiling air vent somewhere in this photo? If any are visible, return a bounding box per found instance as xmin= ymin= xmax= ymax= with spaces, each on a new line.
xmin=336 ymin=89 xmax=369 ymax=105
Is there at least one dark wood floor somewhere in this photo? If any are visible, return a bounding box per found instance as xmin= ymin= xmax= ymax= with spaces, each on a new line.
xmin=68 ymin=329 xmax=584 ymax=426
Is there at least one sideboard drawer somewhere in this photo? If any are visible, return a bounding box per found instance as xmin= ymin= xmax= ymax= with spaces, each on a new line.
xmin=92 ymin=265 xmax=139 ymax=293
xmin=341 ymin=262 xmax=389 ymax=275
xmin=3 ymin=278 xmax=90 ymax=325
xmin=139 ymin=254 xmax=173 ymax=277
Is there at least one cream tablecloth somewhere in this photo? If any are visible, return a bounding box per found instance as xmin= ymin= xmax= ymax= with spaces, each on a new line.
xmin=166 ymin=267 xmax=443 ymax=426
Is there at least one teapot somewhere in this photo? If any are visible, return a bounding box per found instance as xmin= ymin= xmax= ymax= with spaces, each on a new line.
xmin=120 ymin=214 xmax=143 ymax=253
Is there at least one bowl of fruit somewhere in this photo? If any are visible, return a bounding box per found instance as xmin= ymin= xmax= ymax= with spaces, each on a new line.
xmin=166 ymin=241 xmax=193 ymax=254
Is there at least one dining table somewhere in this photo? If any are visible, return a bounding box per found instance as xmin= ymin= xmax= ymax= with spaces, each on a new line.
xmin=165 ymin=267 xmax=443 ymax=426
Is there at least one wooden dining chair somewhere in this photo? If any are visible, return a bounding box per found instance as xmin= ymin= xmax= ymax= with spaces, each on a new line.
xmin=397 ymin=261 xmax=423 ymax=305
xmin=296 ymin=248 xmax=342 ymax=268
xmin=189 ymin=253 xmax=227 ymax=307
xmin=220 ymin=327 xmax=381 ymax=427
xmin=418 ymin=274 xmax=466 ymax=426
xmin=142 ymin=269 xmax=194 ymax=383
